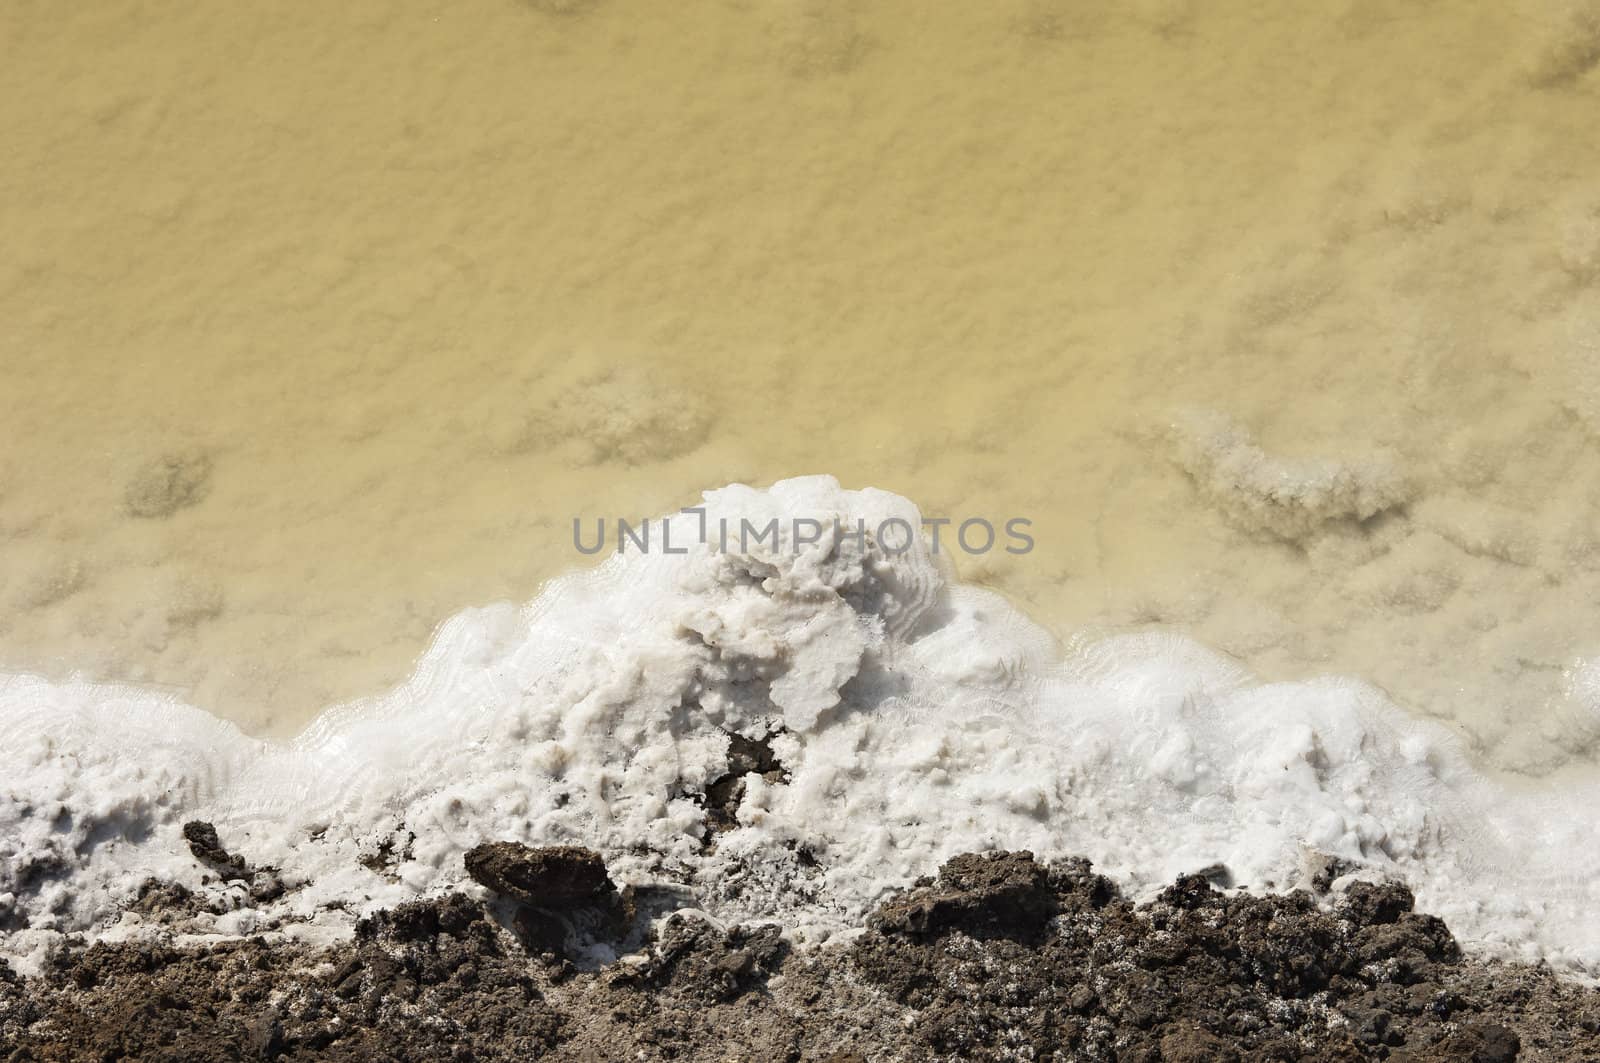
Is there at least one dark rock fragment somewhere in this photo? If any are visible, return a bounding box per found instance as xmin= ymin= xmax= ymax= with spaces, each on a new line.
xmin=464 ymin=842 xmax=616 ymax=908
xmin=181 ymin=819 xmax=290 ymax=903
xmin=464 ymin=842 xmax=636 ymax=960
xmin=870 ymin=850 xmax=1060 ymax=940
xmin=1340 ymin=879 xmax=1417 ymax=926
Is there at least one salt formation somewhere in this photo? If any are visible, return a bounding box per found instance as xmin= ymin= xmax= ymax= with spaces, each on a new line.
xmin=496 ymin=366 xmax=712 ymax=466
xmin=2 ymin=477 xmax=1599 ymax=977
xmin=122 ymin=450 xmax=214 ymax=519
xmin=1168 ymin=410 xmax=1413 ymax=542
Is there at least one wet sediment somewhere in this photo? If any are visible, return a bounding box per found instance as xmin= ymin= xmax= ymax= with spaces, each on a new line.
xmin=3 ymin=849 xmax=1598 ymax=1061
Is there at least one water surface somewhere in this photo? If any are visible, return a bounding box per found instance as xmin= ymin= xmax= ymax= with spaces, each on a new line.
xmin=3 ymin=1 xmax=1599 ymax=773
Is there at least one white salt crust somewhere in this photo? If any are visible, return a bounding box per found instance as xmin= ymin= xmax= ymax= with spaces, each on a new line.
xmin=3 ymin=477 xmax=1598 ymax=976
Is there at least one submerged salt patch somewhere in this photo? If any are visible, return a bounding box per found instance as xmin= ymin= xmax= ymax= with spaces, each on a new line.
xmin=1168 ymin=409 xmax=1413 ymax=541
xmin=2 ymin=476 xmax=1600 ymax=976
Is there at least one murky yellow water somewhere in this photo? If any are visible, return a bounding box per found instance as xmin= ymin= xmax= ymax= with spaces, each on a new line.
xmin=4 ymin=1 xmax=1600 ymax=770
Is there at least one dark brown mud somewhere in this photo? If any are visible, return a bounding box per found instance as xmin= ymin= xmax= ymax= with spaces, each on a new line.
xmin=3 ymin=850 xmax=1597 ymax=1061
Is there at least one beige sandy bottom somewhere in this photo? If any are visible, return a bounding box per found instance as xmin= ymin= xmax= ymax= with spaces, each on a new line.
xmin=3 ymin=1 xmax=1600 ymax=773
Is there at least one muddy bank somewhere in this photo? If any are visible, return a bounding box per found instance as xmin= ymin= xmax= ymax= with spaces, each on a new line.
xmin=2 ymin=849 xmax=1598 ymax=1061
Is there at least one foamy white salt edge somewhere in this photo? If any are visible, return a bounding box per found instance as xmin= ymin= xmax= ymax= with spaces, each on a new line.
xmin=2 ymin=477 xmax=1598 ymax=977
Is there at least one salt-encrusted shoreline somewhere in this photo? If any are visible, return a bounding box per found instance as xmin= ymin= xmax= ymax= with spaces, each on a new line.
xmin=6 ymin=480 xmax=1600 ymax=980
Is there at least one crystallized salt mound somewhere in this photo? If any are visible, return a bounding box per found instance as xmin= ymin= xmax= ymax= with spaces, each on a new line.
xmin=2 ymin=476 xmax=1599 ymax=975
xmin=1168 ymin=410 xmax=1414 ymax=542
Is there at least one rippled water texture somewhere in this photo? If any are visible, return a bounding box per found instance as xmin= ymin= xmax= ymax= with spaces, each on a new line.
xmin=3 ymin=1 xmax=1600 ymax=772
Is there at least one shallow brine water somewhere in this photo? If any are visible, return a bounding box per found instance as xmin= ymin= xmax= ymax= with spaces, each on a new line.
xmin=4 ymin=0 xmax=1600 ymax=973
